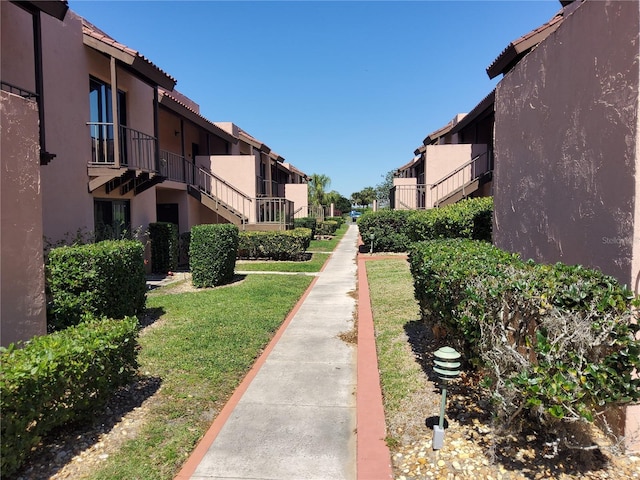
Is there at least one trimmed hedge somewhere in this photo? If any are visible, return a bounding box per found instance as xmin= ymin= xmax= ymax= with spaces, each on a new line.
xmin=294 ymin=217 xmax=317 ymax=238
xmin=149 ymin=222 xmax=178 ymax=274
xmin=357 ymin=209 xmax=414 ymax=252
xmin=406 ymin=196 xmax=493 ymax=242
xmin=358 ymin=197 xmax=493 ymax=253
xmin=409 ymin=238 xmax=640 ymax=427
xmin=190 ymin=224 xmax=239 ymax=287
xmin=47 ymin=241 xmax=146 ymax=330
xmin=0 ymin=316 xmax=139 ymax=476
xmin=326 ymin=216 xmax=345 ymax=228
xmin=237 ymin=228 xmax=312 ymax=260
xmin=317 ymin=220 xmax=339 ymax=236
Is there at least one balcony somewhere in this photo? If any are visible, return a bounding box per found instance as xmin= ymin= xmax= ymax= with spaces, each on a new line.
xmin=88 ymin=123 xmax=162 ymax=195
xmin=391 ymin=151 xmax=493 ymax=210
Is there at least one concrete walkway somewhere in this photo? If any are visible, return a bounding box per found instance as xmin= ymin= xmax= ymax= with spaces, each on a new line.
xmin=176 ymin=225 xmax=361 ymax=480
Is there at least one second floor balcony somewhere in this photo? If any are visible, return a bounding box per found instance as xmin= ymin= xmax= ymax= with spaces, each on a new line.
xmin=88 ymin=122 xmax=157 ymax=172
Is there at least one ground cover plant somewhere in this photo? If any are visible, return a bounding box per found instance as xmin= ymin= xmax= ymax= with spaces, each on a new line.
xmin=80 ymin=274 xmax=313 ymax=480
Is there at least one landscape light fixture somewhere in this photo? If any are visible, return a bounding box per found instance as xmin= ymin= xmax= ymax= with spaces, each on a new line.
xmin=369 ymin=233 xmax=375 ymax=254
xmin=432 ymin=346 xmax=461 ymax=450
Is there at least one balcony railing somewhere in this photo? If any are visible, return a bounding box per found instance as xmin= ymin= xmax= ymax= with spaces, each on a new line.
xmin=88 ymin=123 xmax=157 ymax=172
xmin=196 ymin=167 xmax=252 ymax=221
xmin=159 ymin=150 xmax=194 ymax=183
xmin=390 ymin=151 xmax=493 ymax=210
xmin=390 ymin=184 xmax=436 ymax=210
xmin=256 ymin=197 xmax=294 ymax=228
xmin=1 ymin=80 xmax=38 ymax=100
xmin=430 ymin=151 xmax=492 ymax=206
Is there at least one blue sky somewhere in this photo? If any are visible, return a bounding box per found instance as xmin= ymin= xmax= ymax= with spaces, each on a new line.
xmin=70 ymin=0 xmax=560 ymax=198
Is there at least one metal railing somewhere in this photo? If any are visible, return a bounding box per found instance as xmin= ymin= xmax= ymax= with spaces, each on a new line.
xmin=256 ymin=197 xmax=294 ymax=228
xmin=196 ymin=167 xmax=252 ymax=222
xmin=430 ymin=151 xmax=492 ymax=206
xmin=159 ymin=150 xmax=194 ymax=183
xmin=390 ymin=184 xmax=436 ymax=210
xmin=1 ymin=80 xmax=38 ymax=100
xmin=88 ymin=123 xmax=156 ymax=172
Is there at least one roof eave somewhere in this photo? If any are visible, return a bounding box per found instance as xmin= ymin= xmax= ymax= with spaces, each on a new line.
xmin=83 ymin=34 xmax=176 ymax=90
xmin=15 ymin=0 xmax=69 ymax=20
xmin=159 ymin=95 xmax=238 ymax=144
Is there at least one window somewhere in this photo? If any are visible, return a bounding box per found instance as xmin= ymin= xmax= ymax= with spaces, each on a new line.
xmin=94 ymin=199 xmax=131 ymax=241
xmin=89 ymin=77 xmax=126 ymax=163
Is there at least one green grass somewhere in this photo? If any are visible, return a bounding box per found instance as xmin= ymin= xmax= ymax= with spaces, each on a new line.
xmin=88 ymin=274 xmax=313 ymax=480
xmin=366 ymin=259 xmax=424 ymax=433
xmin=236 ymin=253 xmax=330 ymax=272
xmin=307 ymin=223 xmax=348 ymax=252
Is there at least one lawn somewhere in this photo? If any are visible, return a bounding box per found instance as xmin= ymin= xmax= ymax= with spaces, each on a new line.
xmin=365 ymin=258 xmax=430 ymax=446
xmin=87 ymin=274 xmax=313 ymax=480
xmin=307 ymin=223 xmax=348 ymax=252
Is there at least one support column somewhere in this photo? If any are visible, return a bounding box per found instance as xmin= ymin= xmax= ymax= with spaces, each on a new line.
xmin=110 ymin=56 xmax=120 ymax=168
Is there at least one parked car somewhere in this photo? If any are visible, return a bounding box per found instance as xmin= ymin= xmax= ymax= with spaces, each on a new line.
xmin=350 ymin=210 xmax=362 ymax=222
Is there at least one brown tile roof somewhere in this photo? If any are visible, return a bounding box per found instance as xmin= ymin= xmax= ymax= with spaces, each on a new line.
xmin=159 ymin=88 xmax=237 ymax=144
xmin=486 ymin=10 xmax=564 ymax=79
xmin=82 ymin=17 xmax=176 ymax=90
xmin=238 ymin=128 xmax=271 ymax=154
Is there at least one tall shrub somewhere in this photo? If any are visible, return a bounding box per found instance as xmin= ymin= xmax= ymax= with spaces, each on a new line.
xmin=47 ymin=240 xmax=146 ymax=330
xmin=190 ymin=224 xmax=239 ymax=287
xmin=409 ymin=239 xmax=640 ymax=428
xmin=149 ymin=222 xmax=178 ymax=274
xmin=357 ymin=209 xmax=414 ymax=252
xmin=237 ymin=228 xmax=312 ymax=260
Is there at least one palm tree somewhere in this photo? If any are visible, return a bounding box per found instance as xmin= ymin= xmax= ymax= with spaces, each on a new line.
xmin=308 ymin=173 xmax=331 ymax=206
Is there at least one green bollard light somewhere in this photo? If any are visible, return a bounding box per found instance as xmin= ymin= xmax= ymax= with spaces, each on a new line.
xmin=432 ymin=346 xmax=461 ymax=450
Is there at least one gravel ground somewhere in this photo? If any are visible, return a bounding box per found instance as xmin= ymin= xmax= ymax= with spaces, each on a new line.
xmin=385 ymin=319 xmax=640 ymax=480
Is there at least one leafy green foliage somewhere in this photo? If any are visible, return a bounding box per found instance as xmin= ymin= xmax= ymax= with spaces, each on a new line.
xmin=406 ymin=196 xmax=493 ymax=242
xmin=47 ymin=241 xmax=146 ymax=330
xmin=149 ymin=222 xmax=178 ymax=274
xmin=294 ymin=217 xmax=317 ymax=237
xmin=357 ymin=209 xmax=414 ymax=252
xmin=408 ymin=238 xmax=640 ymax=428
xmin=190 ymin=224 xmax=239 ymax=288
xmin=325 ymin=216 xmax=345 ymax=228
xmin=317 ymin=220 xmax=339 ymax=236
xmin=357 ymin=197 xmax=493 ymax=253
xmin=237 ymin=228 xmax=312 ymax=260
xmin=0 ymin=317 xmax=139 ymax=476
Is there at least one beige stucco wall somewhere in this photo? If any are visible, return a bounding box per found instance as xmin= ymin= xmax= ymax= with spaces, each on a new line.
xmin=1 ymin=91 xmax=46 ymax=346
xmin=494 ymin=0 xmax=639 ymax=289
xmin=391 ymin=177 xmax=418 ymax=210
xmin=208 ymin=154 xmax=257 ymax=198
xmin=285 ymin=183 xmax=309 ymax=218
xmin=425 ymin=144 xmax=476 ymax=207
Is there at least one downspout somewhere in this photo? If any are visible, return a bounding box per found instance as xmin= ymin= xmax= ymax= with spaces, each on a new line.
xmin=32 ymin=9 xmax=55 ymax=165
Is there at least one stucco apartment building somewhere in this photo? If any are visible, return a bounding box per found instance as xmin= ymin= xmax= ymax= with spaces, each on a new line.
xmin=1 ymin=0 xmax=309 ymax=346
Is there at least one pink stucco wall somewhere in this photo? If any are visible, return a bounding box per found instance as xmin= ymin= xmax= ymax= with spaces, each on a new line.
xmin=1 ymin=91 xmax=46 ymax=346
xmin=493 ymin=0 xmax=639 ymax=289
xmin=207 ymin=154 xmax=257 ymax=198
xmin=285 ymin=183 xmax=309 ymax=218
xmin=493 ymin=0 xmax=639 ymax=452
